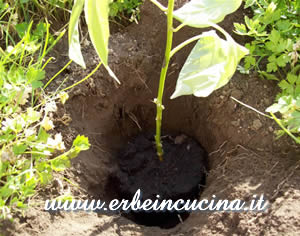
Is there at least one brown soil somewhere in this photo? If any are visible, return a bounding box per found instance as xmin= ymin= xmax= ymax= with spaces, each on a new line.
xmin=113 ymin=133 xmax=207 ymax=228
xmin=1 ymin=0 xmax=300 ymax=235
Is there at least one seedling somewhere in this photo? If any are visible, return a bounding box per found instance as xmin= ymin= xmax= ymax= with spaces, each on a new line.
xmin=68 ymin=0 xmax=249 ymax=160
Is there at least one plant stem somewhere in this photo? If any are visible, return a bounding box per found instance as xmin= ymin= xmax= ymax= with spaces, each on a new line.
xmin=62 ymin=61 xmax=102 ymax=92
xmin=170 ymin=34 xmax=202 ymax=58
xmin=155 ymin=0 xmax=175 ymax=161
xmin=43 ymin=60 xmax=72 ymax=89
xmin=270 ymin=113 xmax=300 ymax=144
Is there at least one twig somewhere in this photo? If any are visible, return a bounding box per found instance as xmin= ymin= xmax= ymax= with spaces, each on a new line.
xmin=230 ymin=96 xmax=272 ymax=119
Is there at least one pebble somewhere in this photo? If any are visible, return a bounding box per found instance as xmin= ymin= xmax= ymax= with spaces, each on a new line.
xmin=174 ymin=134 xmax=187 ymax=144
xmin=231 ymin=119 xmax=240 ymax=127
xmin=264 ymin=98 xmax=271 ymax=106
xmin=231 ymin=89 xmax=243 ymax=100
xmin=252 ymin=119 xmax=263 ymax=130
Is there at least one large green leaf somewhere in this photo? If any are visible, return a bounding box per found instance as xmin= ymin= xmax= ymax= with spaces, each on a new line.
xmin=84 ymin=0 xmax=119 ymax=83
xmin=84 ymin=0 xmax=109 ymax=66
xmin=170 ymin=30 xmax=248 ymax=99
xmin=173 ymin=0 xmax=243 ymax=28
xmin=68 ymin=0 xmax=85 ymax=68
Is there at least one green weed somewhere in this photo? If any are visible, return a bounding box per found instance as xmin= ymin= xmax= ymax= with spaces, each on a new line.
xmin=234 ymin=0 xmax=300 ymax=143
xmin=109 ymin=0 xmax=142 ymax=23
xmin=0 ymin=3 xmax=89 ymax=220
xmin=234 ymin=0 xmax=299 ymax=77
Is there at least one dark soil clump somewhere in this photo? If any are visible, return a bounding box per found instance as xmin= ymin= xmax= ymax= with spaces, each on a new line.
xmin=112 ymin=133 xmax=208 ymax=228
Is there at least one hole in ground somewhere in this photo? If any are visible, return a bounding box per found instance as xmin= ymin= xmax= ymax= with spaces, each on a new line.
xmin=68 ymin=91 xmax=213 ymax=229
xmin=65 ymin=10 xmax=215 ymax=227
xmin=107 ymin=132 xmax=208 ymax=229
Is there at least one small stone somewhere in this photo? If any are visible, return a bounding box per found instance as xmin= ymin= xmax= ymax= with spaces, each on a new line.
xmin=252 ymin=119 xmax=263 ymax=130
xmin=269 ymin=126 xmax=274 ymax=132
xmin=231 ymin=90 xmax=243 ymax=100
xmin=174 ymin=134 xmax=187 ymax=144
xmin=264 ymin=98 xmax=271 ymax=106
xmin=231 ymin=120 xmax=240 ymax=127
xmin=220 ymin=95 xmax=225 ymax=99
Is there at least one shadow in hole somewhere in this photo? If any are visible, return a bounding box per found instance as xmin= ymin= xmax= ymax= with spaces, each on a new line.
xmin=105 ymin=133 xmax=208 ymax=229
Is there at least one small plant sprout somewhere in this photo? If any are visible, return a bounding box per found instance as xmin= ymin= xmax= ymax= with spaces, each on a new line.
xmin=68 ymin=0 xmax=249 ymax=160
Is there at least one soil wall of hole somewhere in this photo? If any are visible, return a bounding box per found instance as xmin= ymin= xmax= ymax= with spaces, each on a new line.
xmin=4 ymin=1 xmax=300 ymax=235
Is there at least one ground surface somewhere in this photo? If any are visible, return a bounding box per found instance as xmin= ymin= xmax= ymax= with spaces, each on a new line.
xmin=1 ymin=0 xmax=300 ymax=235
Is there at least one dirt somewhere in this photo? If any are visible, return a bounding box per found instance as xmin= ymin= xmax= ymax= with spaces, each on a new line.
xmin=1 ymin=0 xmax=300 ymax=235
xmin=112 ymin=133 xmax=207 ymax=228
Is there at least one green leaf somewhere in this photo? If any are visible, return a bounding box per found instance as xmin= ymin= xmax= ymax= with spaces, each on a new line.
xmin=279 ymin=80 xmax=293 ymax=93
xmin=296 ymin=96 xmax=300 ymax=107
xmin=84 ymin=0 xmax=110 ymax=66
xmin=37 ymin=128 xmax=50 ymax=143
xmin=51 ymin=155 xmax=70 ymax=171
xmin=265 ymin=41 xmax=277 ymax=52
xmin=31 ymin=80 xmax=43 ymax=89
xmin=173 ymin=0 xmax=243 ymax=28
xmin=245 ymin=56 xmax=256 ymax=66
xmin=0 ymin=133 xmax=16 ymax=145
xmin=68 ymin=0 xmax=86 ymax=68
xmin=267 ymin=62 xmax=278 ymax=72
xmin=244 ymin=0 xmax=255 ymax=8
xmin=33 ymin=22 xmax=47 ymax=39
xmin=27 ymin=67 xmax=45 ymax=82
xmin=171 ymin=30 xmax=248 ymax=98
xmin=295 ymin=86 xmax=300 ymax=96
xmin=287 ymin=111 xmax=300 ymax=130
xmin=266 ymin=103 xmax=283 ymax=113
xmin=13 ymin=144 xmax=27 ymax=155
xmin=276 ymin=54 xmax=289 ymax=67
xmin=39 ymin=169 xmax=53 ymax=185
xmin=84 ymin=0 xmax=119 ymax=83
xmin=276 ymin=39 xmax=288 ymax=53
xmin=276 ymin=20 xmax=291 ymax=31
xmin=259 ymin=71 xmax=279 ymax=81
xmin=15 ymin=22 xmax=29 ymax=39
xmin=269 ymin=30 xmax=280 ymax=44
xmin=234 ymin=23 xmax=247 ymax=35
xmin=244 ymin=15 xmax=251 ymax=30
xmin=68 ymin=147 xmax=81 ymax=159
xmin=263 ymin=2 xmax=277 ymax=24
xmin=0 ymin=185 xmax=14 ymax=199
xmin=245 ymin=43 xmax=256 ymax=54
xmin=73 ymin=135 xmax=90 ymax=151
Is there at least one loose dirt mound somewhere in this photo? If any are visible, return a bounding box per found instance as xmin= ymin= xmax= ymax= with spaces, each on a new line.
xmin=2 ymin=1 xmax=300 ymax=235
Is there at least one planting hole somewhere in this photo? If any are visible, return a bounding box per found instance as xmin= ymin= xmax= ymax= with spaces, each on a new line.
xmin=107 ymin=133 xmax=208 ymax=229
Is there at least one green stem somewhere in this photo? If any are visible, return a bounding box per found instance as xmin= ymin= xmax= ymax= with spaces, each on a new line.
xmin=173 ymin=23 xmax=186 ymax=32
xmin=155 ymin=0 xmax=175 ymax=161
xmin=43 ymin=60 xmax=72 ymax=89
xmin=170 ymin=23 xmax=228 ymax=59
xmin=62 ymin=62 xmax=102 ymax=92
xmin=255 ymin=0 xmax=263 ymax=9
xmin=270 ymin=113 xmax=300 ymax=144
xmin=170 ymin=34 xmax=202 ymax=58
